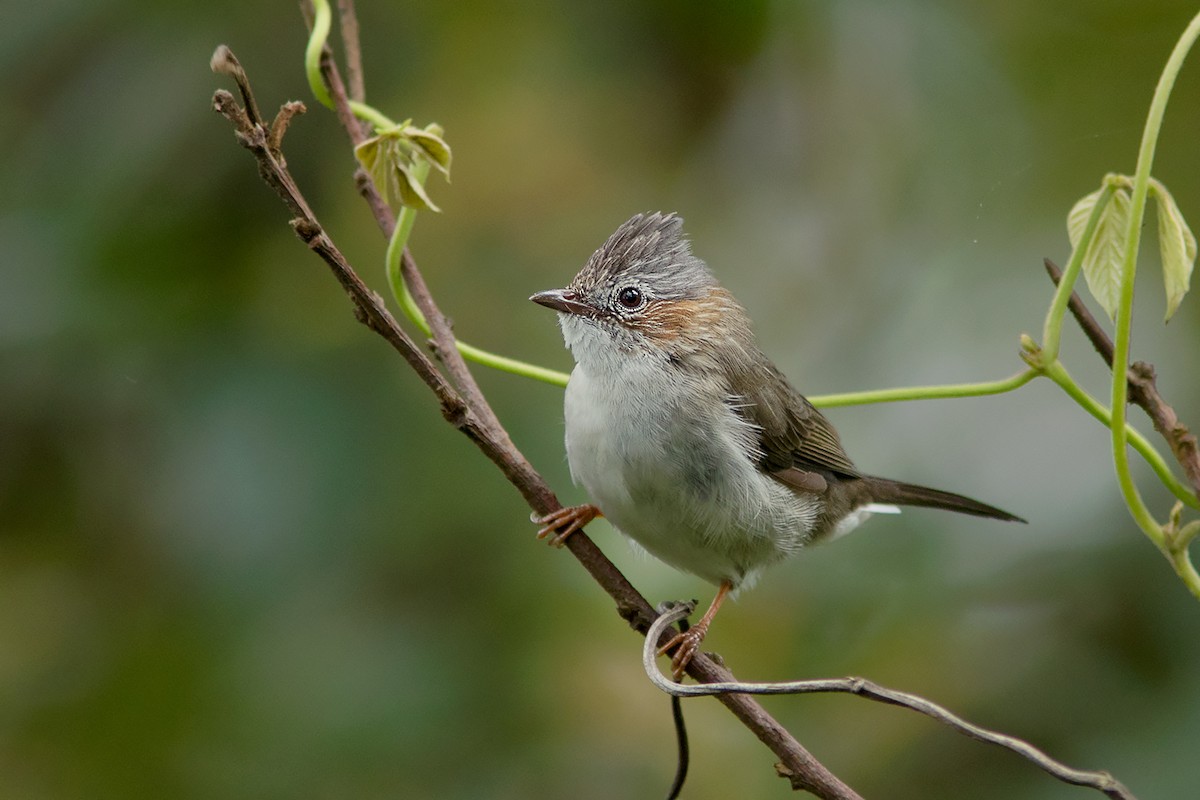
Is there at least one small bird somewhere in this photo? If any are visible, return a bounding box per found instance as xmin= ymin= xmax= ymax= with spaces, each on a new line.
xmin=531 ymin=212 xmax=1022 ymax=678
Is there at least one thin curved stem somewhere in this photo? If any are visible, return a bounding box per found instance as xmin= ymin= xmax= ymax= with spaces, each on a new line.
xmin=1041 ymin=362 xmax=1200 ymax=511
xmin=809 ymin=358 xmax=1196 ymax=510
xmin=305 ymin=0 xmax=396 ymax=129
xmin=643 ymin=605 xmax=1137 ymax=800
xmin=1170 ymin=549 xmax=1200 ymax=599
xmin=1042 ymin=183 xmax=1116 ymax=361
xmin=382 ymin=162 xmax=572 ymax=386
xmin=808 ymin=369 xmax=1037 ymax=408
xmin=1110 ymin=12 xmax=1200 ymax=550
xmin=1179 ymin=520 xmax=1200 ymax=549
xmin=304 ymin=0 xmax=334 ymax=108
xmin=302 ymin=6 xmax=567 ymax=387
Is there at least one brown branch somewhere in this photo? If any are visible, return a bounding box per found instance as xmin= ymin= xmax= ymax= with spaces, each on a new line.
xmin=355 ymin=166 xmax=394 ymax=232
xmin=308 ymin=19 xmax=866 ymax=795
xmin=336 ymin=0 xmax=366 ymax=102
xmin=1044 ymin=259 xmax=1200 ymax=496
xmin=212 ymin=107 xmax=460 ymax=429
xmin=213 ymin=44 xmax=860 ymax=799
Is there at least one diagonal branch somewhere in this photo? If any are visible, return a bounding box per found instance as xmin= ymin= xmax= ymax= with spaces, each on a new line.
xmin=213 ymin=40 xmax=860 ymax=799
xmin=306 ymin=10 xmax=868 ymax=792
xmin=305 ymin=6 xmax=867 ymax=794
xmin=1044 ymin=258 xmax=1200 ymax=497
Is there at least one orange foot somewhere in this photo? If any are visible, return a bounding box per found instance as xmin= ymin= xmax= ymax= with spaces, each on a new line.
xmin=657 ymin=626 xmax=709 ymax=680
xmin=656 ymin=580 xmax=733 ymax=680
xmin=533 ymin=504 xmax=602 ymax=547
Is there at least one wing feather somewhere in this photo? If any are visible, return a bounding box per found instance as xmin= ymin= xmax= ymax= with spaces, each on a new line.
xmin=728 ymin=358 xmax=859 ymax=480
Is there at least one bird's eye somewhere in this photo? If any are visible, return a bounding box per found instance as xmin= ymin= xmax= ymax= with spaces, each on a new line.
xmin=617 ymin=286 xmax=643 ymax=309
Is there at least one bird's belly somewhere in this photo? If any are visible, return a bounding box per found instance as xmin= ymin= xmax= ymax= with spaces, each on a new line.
xmin=564 ymin=366 xmax=820 ymax=587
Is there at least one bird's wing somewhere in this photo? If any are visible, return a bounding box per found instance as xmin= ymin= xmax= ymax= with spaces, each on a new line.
xmin=727 ymin=359 xmax=860 ymax=482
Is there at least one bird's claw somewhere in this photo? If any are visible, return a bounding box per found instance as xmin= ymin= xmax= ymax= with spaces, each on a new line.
xmin=532 ymin=504 xmax=601 ymax=547
xmin=657 ymin=626 xmax=707 ymax=680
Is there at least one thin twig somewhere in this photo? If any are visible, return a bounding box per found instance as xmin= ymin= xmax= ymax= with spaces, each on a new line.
xmin=1043 ymin=258 xmax=1116 ymax=365
xmin=210 ymin=45 xmax=264 ymax=128
xmin=1044 ymin=258 xmax=1200 ymax=496
xmin=355 ymin=167 xmax=395 ymax=232
xmin=212 ymin=90 xmax=463 ymax=425
xmin=336 ymin=0 xmax=366 ymax=102
xmin=645 ymin=605 xmax=1138 ymax=800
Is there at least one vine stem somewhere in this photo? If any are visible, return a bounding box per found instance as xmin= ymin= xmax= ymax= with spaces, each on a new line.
xmin=809 ymin=370 xmax=1036 ymax=408
xmin=381 ymin=161 xmax=573 ymax=386
xmin=302 ymin=0 xmax=572 ymax=386
xmin=1038 ymin=361 xmax=1199 ymax=510
xmin=305 ymin=0 xmax=395 ymax=129
xmin=1041 ymin=182 xmax=1116 ymax=360
xmin=1111 ymin=12 xmax=1200 ymax=559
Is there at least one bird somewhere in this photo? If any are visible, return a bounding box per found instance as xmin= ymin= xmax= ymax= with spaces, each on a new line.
xmin=530 ymin=212 xmax=1023 ymax=678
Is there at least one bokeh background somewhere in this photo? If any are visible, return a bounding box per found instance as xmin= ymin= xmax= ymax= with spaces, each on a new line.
xmin=5 ymin=1 xmax=1200 ymax=798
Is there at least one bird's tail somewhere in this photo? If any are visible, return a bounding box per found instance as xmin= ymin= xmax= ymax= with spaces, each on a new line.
xmin=862 ymin=476 xmax=1025 ymax=523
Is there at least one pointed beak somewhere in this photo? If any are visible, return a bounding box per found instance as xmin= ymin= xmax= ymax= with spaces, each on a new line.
xmin=530 ymin=288 xmax=594 ymax=317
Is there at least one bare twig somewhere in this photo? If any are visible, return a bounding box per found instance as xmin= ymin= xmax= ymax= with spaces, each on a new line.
xmin=645 ymin=605 xmax=1138 ymax=800
xmin=213 ymin=45 xmax=860 ymax=800
xmin=336 ymin=0 xmax=366 ymax=102
xmin=355 ymin=167 xmax=395 ymax=232
xmin=212 ymin=92 xmax=464 ymax=429
xmin=1044 ymin=258 xmax=1200 ymax=496
xmin=210 ymin=45 xmax=264 ymax=128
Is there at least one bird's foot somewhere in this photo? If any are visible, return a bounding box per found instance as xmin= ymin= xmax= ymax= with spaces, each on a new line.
xmin=655 ymin=581 xmax=733 ymax=680
xmin=657 ymin=623 xmax=710 ymax=681
xmin=532 ymin=503 xmax=601 ymax=547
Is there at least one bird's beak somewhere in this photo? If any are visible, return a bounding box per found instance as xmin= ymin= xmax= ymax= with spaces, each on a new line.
xmin=530 ymin=288 xmax=593 ymax=317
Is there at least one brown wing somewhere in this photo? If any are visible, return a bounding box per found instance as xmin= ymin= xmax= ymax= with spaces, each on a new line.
xmin=728 ymin=357 xmax=860 ymax=481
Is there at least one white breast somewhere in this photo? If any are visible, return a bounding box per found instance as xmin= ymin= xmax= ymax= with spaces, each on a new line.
xmin=561 ymin=337 xmax=821 ymax=589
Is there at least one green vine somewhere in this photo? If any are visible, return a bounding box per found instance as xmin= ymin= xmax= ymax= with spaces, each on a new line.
xmin=304 ymin=0 xmax=571 ymax=386
xmin=382 ymin=159 xmax=572 ymax=386
xmin=1107 ymin=12 xmax=1200 ymax=596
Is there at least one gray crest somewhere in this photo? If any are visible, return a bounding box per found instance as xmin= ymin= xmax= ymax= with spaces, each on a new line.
xmin=573 ymin=212 xmax=715 ymax=301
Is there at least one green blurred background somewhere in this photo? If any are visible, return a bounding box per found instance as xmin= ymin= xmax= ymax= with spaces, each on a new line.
xmin=4 ymin=1 xmax=1200 ymax=798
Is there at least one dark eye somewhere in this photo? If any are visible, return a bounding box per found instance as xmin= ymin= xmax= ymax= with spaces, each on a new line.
xmin=617 ymin=286 xmax=643 ymax=309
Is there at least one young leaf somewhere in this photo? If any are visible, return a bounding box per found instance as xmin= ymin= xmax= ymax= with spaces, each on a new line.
xmin=393 ymin=160 xmax=441 ymax=212
xmin=405 ymin=126 xmax=452 ymax=178
xmin=354 ymin=135 xmax=385 ymax=191
xmin=1067 ymin=186 xmax=1104 ymax=250
xmin=353 ymin=122 xmax=449 ymax=212
xmin=355 ymin=134 xmax=406 ymax=206
xmin=1150 ymin=179 xmax=1196 ymax=321
xmin=1068 ymin=185 xmax=1131 ymax=321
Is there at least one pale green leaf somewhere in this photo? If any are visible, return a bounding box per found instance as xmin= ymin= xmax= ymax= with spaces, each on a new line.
xmin=1068 ymin=186 xmax=1131 ymax=321
xmin=1150 ymin=179 xmax=1196 ymax=321
xmin=353 ymin=135 xmax=384 ymax=186
xmin=355 ymin=134 xmax=403 ymax=206
xmin=393 ymin=160 xmax=441 ymax=212
xmin=1067 ymin=186 xmax=1105 ymax=251
xmin=355 ymin=124 xmax=448 ymax=211
xmin=405 ymin=126 xmax=452 ymax=178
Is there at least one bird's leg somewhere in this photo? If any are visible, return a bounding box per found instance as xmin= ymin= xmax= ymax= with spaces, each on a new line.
xmin=533 ymin=504 xmax=602 ymax=547
xmin=657 ymin=580 xmax=733 ymax=680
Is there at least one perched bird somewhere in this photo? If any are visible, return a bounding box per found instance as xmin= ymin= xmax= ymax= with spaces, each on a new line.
xmin=531 ymin=212 xmax=1022 ymax=678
